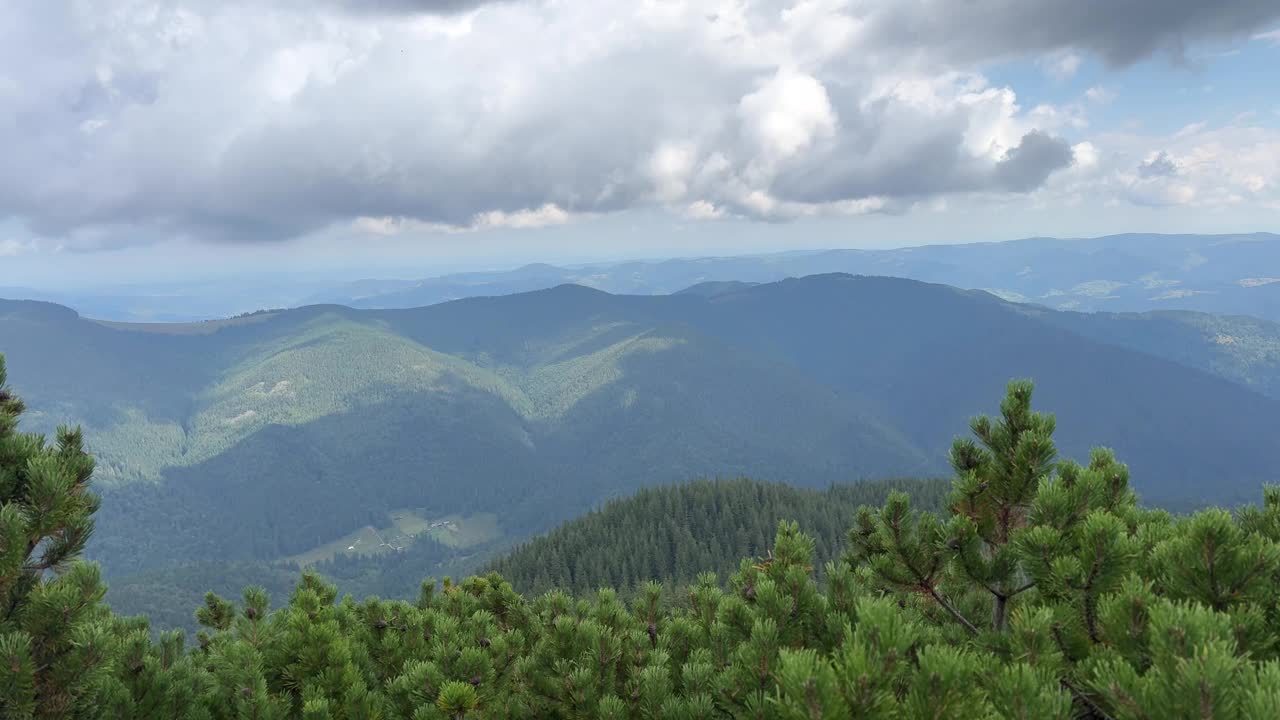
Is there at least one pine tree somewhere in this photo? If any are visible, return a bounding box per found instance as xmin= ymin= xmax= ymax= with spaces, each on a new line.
xmin=845 ymin=379 xmax=1280 ymax=717
xmin=0 ymin=354 xmax=111 ymax=719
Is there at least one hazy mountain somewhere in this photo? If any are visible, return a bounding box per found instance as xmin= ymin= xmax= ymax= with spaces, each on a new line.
xmin=0 ymin=278 xmax=336 ymax=323
xmin=674 ymin=280 xmax=762 ymax=297
xmin=10 ymin=233 xmax=1278 ymax=323
xmin=316 ymin=233 xmax=1280 ymax=322
xmin=1034 ymin=308 xmax=1280 ymax=400
xmin=4 ymin=274 xmax=1280 ymax=609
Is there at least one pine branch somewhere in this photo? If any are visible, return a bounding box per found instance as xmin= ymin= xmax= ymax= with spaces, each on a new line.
xmin=1061 ymin=679 xmax=1116 ymax=720
xmin=1008 ymin=579 xmax=1036 ymax=597
xmin=922 ymin=584 xmax=979 ymax=636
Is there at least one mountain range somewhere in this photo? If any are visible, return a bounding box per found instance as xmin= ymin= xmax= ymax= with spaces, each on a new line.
xmin=311 ymin=232 xmax=1280 ymax=323
xmin=4 ymin=272 xmax=1280 ymax=601
xmin=10 ymin=233 xmax=1280 ymax=324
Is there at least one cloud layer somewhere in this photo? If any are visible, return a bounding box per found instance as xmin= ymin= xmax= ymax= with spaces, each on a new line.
xmin=2 ymin=0 xmax=1278 ymax=248
xmin=869 ymin=0 xmax=1280 ymax=65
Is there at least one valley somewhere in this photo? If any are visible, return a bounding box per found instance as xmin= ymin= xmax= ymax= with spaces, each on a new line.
xmin=285 ymin=510 xmax=501 ymax=568
xmin=5 ymin=271 xmax=1280 ymax=627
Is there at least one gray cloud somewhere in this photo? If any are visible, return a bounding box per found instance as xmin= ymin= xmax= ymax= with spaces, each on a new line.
xmin=770 ymin=127 xmax=1074 ymax=205
xmin=869 ymin=0 xmax=1280 ymax=65
xmin=993 ymin=131 xmax=1076 ymax=192
xmin=0 ymin=0 xmax=1275 ymax=249
xmin=766 ymin=112 xmax=984 ymax=203
xmin=1138 ymin=152 xmax=1180 ymax=178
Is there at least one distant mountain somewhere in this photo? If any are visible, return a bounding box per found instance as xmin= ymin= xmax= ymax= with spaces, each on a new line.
xmin=0 ymin=278 xmax=338 ymax=323
xmin=316 ymin=233 xmax=1280 ymax=322
xmin=4 ymin=273 xmax=1280 ymax=624
xmin=9 ymin=233 xmax=1278 ymax=323
xmin=675 ymin=280 xmax=761 ymax=297
xmin=1034 ymin=308 xmax=1280 ymax=401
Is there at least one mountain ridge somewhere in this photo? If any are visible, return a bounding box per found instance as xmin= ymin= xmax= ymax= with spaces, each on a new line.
xmin=4 ymin=273 xmax=1280 ymax=596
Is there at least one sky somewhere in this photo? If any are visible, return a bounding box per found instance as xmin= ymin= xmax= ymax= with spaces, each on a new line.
xmin=2 ymin=0 xmax=1279 ymax=289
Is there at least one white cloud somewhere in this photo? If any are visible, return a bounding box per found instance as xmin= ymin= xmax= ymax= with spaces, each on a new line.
xmin=1 ymin=0 xmax=1278 ymax=250
xmin=1041 ymin=123 xmax=1280 ymax=210
xmin=1254 ymin=28 xmax=1280 ymax=45
xmin=0 ymin=238 xmax=35 ymax=257
xmin=1071 ymin=141 xmax=1100 ymax=169
xmin=79 ymin=118 xmax=109 ymax=134
xmin=353 ymin=216 xmax=417 ymax=236
xmin=647 ymin=142 xmax=699 ymax=204
xmin=1084 ymin=86 xmax=1115 ymax=103
xmin=738 ymin=69 xmax=838 ymax=161
xmin=353 ymin=204 xmax=574 ymax=233
xmin=1042 ymin=52 xmax=1082 ymax=80
xmin=473 ymin=204 xmax=573 ymax=230
xmin=684 ymin=200 xmax=725 ymax=220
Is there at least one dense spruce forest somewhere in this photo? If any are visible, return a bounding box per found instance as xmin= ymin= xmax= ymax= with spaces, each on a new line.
xmin=4 ymin=355 xmax=1280 ymax=718
xmin=111 ymin=479 xmax=951 ymax=635
xmin=489 ymin=478 xmax=949 ymax=596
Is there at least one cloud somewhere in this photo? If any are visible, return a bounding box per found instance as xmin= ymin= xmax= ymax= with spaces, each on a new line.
xmin=1084 ymin=86 xmax=1116 ymax=103
xmin=684 ymin=201 xmax=725 ymax=220
xmin=993 ymin=131 xmax=1077 ymax=191
xmin=0 ymin=239 xmax=36 ymax=258
xmin=868 ymin=0 xmax=1280 ymax=66
xmin=474 ymin=203 xmax=572 ymax=229
xmin=1138 ymin=152 xmax=1180 ymax=178
xmin=323 ymin=0 xmax=505 ymax=14
xmin=1042 ymin=124 xmax=1280 ymax=210
xmin=352 ymin=203 xmax=573 ymax=234
xmin=2 ymin=0 xmax=1279 ymax=249
xmin=1042 ymin=52 xmax=1083 ymax=80
xmin=1255 ymin=28 xmax=1280 ymax=45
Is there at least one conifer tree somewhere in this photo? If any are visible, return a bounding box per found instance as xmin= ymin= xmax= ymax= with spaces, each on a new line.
xmin=845 ymin=379 xmax=1280 ymax=717
xmin=0 ymin=355 xmax=111 ymax=719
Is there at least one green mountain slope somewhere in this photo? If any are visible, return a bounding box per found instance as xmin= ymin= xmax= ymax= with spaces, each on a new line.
xmin=487 ymin=477 xmax=949 ymax=596
xmin=4 ymin=274 xmax=1280 ymax=598
xmin=1033 ymin=307 xmax=1280 ymax=400
xmin=663 ymin=275 xmax=1280 ymax=506
xmin=1 ymin=293 xmax=928 ymax=581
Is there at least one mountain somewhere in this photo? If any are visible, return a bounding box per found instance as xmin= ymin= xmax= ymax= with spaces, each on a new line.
xmin=315 ymin=233 xmax=1280 ymax=322
xmin=5 ymin=273 xmax=1280 ymax=621
xmin=0 ymin=278 xmax=337 ymax=323
xmin=11 ymin=233 xmax=1279 ymax=323
xmin=0 ymin=288 xmax=927 ymax=581
xmin=674 ymin=280 xmax=762 ymax=297
xmin=488 ymin=477 xmax=950 ymax=596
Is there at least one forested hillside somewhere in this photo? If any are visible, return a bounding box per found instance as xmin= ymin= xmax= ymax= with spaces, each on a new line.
xmin=6 ymin=360 xmax=1280 ymax=719
xmin=489 ymin=478 xmax=948 ymax=596
xmin=4 ymin=273 xmax=1280 ymax=623
xmin=1037 ymin=308 xmax=1280 ymax=400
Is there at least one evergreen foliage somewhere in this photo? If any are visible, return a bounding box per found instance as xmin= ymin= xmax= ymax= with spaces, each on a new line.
xmin=2 ymin=356 xmax=1280 ymax=718
xmin=489 ymin=478 xmax=949 ymax=596
xmin=0 ymin=355 xmax=109 ymax=716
